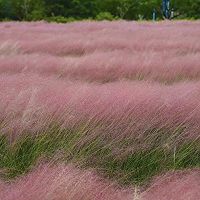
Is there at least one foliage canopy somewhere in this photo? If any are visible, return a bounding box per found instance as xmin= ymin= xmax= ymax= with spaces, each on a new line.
xmin=0 ymin=0 xmax=199 ymax=21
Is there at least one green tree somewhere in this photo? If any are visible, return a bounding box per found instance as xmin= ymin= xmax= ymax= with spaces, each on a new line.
xmin=65 ymin=0 xmax=96 ymax=19
xmin=9 ymin=0 xmax=45 ymax=20
xmin=0 ymin=0 xmax=200 ymax=21
xmin=171 ymin=0 xmax=200 ymax=19
xmin=0 ymin=0 xmax=15 ymax=19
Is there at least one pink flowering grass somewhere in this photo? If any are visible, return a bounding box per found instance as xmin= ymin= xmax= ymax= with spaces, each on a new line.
xmin=1 ymin=50 xmax=200 ymax=83
xmin=0 ymin=21 xmax=200 ymax=198
xmin=141 ymin=169 xmax=200 ymax=200
xmin=0 ymin=21 xmax=200 ymax=83
xmin=0 ymin=164 xmax=134 ymax=200
xmin=0 ymin=21 xmax=200 ymax=57
xmin=1 ymin=73 xmax=200 ymax=145
xmin=0 ymin=164 xmax=199 ymax=200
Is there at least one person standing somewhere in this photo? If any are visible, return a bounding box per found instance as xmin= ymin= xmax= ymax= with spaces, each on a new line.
xmin=162 ymin=0 xmax=170 ymax=19
xmin=152 ymin=8 xmax=157 ymax=21
xmin=171 ymin=8 xmax=174 ymax=19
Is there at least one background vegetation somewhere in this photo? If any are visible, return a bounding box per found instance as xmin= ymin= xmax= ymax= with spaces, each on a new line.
xmin=0 ymin=0 xmax=200 ymax=22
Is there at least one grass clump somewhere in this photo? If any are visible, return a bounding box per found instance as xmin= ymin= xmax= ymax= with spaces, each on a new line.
xmin=0 ymin=125 xmax=199 ymax=186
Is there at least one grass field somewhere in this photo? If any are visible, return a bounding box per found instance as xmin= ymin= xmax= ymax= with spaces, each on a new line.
xmin=0 ymin=20 xmax=200 ymax=200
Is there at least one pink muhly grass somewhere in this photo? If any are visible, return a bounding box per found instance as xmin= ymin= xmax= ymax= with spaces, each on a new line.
xmin=0 ymin=164 xmax=133 ymax=200
xmin=1 ymin=73 xmax=200 ymax=145
xmin=0 ymin=21 xmax=200 ymax=57
xmin=0 ymin=54 xmax=65 ymax=75
xmin=58 ymin=50 xmax=200 ymax=83
xmin=0 ymin=42 xmax=20 ymax=56
xmin=0 ymin=181 xmax=6 ymax=193
xmin=0 ymin=22 xmax=200 ymax=83
xmin=0 ymin=21 xmax=200 ymax=151
xmin=0 ymin=20 xmax=199 ymax=200
xmin=0 ymin=50 xmax=200 ymax=83
xmin=141 ymin=169 xmax=200 ymax=200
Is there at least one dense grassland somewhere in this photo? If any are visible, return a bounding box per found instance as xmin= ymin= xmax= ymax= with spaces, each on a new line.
xmin=0 ymin=21 xmax=200 ymax=199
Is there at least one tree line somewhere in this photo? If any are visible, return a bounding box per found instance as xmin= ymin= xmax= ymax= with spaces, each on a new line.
xmin=0 ymin=0 xmax=199 ymax=22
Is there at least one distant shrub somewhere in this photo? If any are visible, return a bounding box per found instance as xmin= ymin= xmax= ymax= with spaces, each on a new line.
xmin=46 ymin=16 xmax=76 ymax=23
xmin=96 ymin=12 xmax=117 ymax=21
xmin=0 ymin=18 xmax=11 ymax=22
xmin=27 ymin=10 xmax=45 ymax=21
